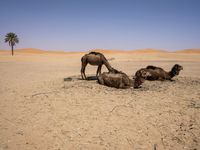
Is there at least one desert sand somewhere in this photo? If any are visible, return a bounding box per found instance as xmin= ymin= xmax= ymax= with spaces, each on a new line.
xmin=0 ymin=49 xmax=200 ymax=150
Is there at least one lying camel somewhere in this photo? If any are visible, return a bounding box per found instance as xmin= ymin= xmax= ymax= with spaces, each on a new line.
xmin=145 ymin=64 xmax=183 ymax=81
xmin=134 ymin=64 xmax=183 ymax=88
xmin=97 ymin=70 xmax=132 ymax=89
xmin=81 ymin=52 xmax=115 ymax=79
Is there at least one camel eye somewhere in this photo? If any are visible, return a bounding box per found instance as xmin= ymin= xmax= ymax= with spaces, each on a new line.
xmin=142 ymin=72 xmax=146 ymax=77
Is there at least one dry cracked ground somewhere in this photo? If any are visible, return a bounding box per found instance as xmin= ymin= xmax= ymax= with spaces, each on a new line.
xmin=1 ymin=76 xmax=200 ymax=150
xmin=0 ymin=53 xmax=200 ymax=150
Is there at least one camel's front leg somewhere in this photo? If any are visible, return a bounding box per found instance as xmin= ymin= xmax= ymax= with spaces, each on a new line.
xmin=118 ymin=78 xmax=125 ymax=89
xmin=158 ymin=77 xmax=165 ymax=81
xmin=169 ymin=78 xmax=175 ymax=82
xmin=96 ymin=64 xmax=102 ymax=76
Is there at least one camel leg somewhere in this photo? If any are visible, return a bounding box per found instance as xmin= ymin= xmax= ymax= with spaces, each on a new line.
xmin=96 ymin=64 xmax=102 ymax=76
xmin=81 ymin=62 xmax=87 ymax=80
xmin=159 ymin=77 xmax=165 ymax=81
xmin=119 ymin=78 xmax=125 ymax=89
xmin=169 ymin=78 xmax=175 ymax=82
xmin=120 ymin=85 xmax=130 ymax=89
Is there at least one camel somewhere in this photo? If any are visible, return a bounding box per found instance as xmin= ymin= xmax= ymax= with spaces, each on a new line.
xmin=97 ymin=70 xmax=133 ymax=89
xmin=81 ymin=52 xmax=115 ymax=79
xmin=134 ymin=64 xmax=183 ymax=88
xmin=145 ymin=64 xmax=183 ymax=81
xmin=98 ymin=69 xmax=151 ymax=89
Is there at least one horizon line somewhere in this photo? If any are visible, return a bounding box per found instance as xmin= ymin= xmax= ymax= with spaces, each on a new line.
xmin=1 ymin=47 xmax=200 ymax=52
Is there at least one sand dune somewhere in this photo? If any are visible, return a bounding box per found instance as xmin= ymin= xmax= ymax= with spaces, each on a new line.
xmin=15 ymin=48 xmax=47 ymax=53
xmin=0 ymin=48 xmax=47 ymax=54
xmin=175 ymin=49 xmax=200 ymax=53
xmin=1 ymin=48 xmax=200 ymax=54
xmin=129 ymin=48 xmax=167 ymax=53
xmin=89 ymin=49 xmax=126 ymax=54
xmin=89 ymin=48 xmax=167 ymax=54
xmin=0 ymin=48 xmax=84 ymax=55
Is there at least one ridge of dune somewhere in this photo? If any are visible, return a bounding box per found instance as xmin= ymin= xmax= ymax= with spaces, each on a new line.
xmin=89 ymin=48 xmax=167 ymax=54
xmin=13 ymin=48 xmax=82 ymax=54
xmin=1 ymin=48 xmax=200 ymax=54
xmin=0 ymin=48 xmax=84 ymax=54
xmin=175 ymin=49 xmax=200 ymax=53
xmin=129 ymin=48 xmax=167 ymax=53
xmin=89 ymin=49 xmax=125 ymax=53
xmin=15 ymin=48 xmax=47 ymax=53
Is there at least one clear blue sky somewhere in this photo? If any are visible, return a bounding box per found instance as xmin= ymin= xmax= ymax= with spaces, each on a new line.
xmin=0 ymin=0 xmax=200 ymax=51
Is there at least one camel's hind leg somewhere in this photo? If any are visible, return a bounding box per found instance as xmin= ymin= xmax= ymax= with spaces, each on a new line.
xmin=96 ymin=64 xmax=102 ymax=77
xmin=81 ymin=61 xmax=88 ymax=80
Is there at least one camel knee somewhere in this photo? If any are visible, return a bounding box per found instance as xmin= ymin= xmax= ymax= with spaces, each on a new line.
xmin=97 ymin=76 xmax=104 ymax=85
xmin=81 ymin=70 xmax=86 ymax=80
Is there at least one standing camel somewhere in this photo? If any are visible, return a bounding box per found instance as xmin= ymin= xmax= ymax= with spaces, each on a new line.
xmin=81 ymin=52 xmax=115 ymax=79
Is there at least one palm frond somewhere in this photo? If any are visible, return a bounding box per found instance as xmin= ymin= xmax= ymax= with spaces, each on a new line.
xmin=4 ymin=32 xmax=19 ymax=45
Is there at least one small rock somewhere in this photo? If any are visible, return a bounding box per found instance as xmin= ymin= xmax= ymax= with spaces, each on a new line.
xmin=16 ymin=129 xmax=24 ymax=135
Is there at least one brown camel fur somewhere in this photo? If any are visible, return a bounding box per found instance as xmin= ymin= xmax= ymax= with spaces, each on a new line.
xmin=134 ymin=69 xmax=151 ymax=88
xmin=134 ymin=64 xmax=183 ymax=88
xmin=97 ymin=70 xmax=133 ymax=89
xmin=81 ymin=52 xmax=115 ymax=79
xmin=145 ymin=64 xmax=183 ymax=81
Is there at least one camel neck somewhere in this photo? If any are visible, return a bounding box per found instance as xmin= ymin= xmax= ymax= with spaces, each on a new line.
xmin=104 ymin=60 xmax=113 ymax=71
xmin=168 ymin=68 xmax=177 ymax=78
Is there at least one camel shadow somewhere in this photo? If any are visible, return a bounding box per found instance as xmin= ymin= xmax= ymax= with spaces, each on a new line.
xmin=63 ymin=77 xmax=73 ymax=81
xmin=64 ymin=75 xmax=97 ymax=82
xmin=85 ymin=76 xmax=97 ymax=80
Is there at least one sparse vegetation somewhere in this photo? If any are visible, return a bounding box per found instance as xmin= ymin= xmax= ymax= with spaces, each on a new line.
xmin=4 ymin=32 xmax=19 ymax=56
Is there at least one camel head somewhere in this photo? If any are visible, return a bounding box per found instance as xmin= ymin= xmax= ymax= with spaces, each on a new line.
xmin=134 ymin=69 xmax=151 ymax=88
xmin=171 ymin=64 xmax=183 ymax=76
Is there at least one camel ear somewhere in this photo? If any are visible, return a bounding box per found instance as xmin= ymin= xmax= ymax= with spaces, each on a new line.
xmin=175 ymin=64 xmax=181 ymax=68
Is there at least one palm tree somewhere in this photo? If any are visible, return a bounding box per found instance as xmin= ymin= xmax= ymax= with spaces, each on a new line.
xmin=5 ymin=32 xmax=19 ymax=56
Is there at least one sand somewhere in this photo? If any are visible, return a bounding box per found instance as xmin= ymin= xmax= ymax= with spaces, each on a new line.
xmin=0 ymin=50 xmax=200 ymax=150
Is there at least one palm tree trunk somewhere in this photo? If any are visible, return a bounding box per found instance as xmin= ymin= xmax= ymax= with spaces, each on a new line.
xmin=11 ymin=45 xmax=14 ymax=56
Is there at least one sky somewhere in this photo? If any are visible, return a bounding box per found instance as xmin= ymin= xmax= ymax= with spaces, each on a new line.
xmin=0 ymin=0 xmax=200 ymax=51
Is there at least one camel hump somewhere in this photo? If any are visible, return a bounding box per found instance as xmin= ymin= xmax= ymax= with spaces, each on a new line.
xmin=146 ymin=65 xmax=158 ymax=70
xmin=89 ymin=51 xmax=109 ymax=62
xmin=89 ymin=51 xmax=106 ymax=58
xmin=89 ymin=51 xmax=103 ymax=55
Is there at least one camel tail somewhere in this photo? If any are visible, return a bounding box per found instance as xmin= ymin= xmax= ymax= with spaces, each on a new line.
xmin=81 ymin=56 xmax=84 ymax=62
